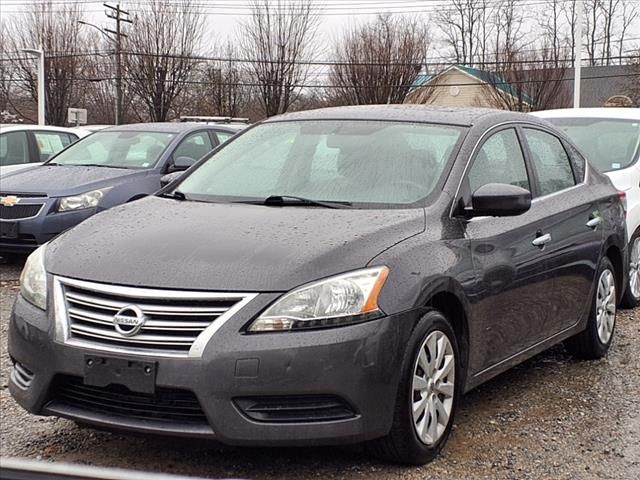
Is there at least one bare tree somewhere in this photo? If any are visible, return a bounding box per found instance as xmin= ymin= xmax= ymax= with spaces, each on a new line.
xmin=618 ymin=1 xmax=639 ymax=64
xmin=239 ymin=0 xmax=319 ymax=118
xmin=124 ymin=0 xmax=204 ymax=122
xmin=3 ymin=0 xmax=86 ymax=125
xmin=486 ymin=46 xmax=570 ymax=112
xmin=562 ymin=0 xmax=578 ymax=66
xmin=540 ymin=0 xmax=570 ymax=67
xmin=207 ymin=42 xmax=248 ymax=117
xmin=330 ymin=14 xmax=429 ymax=105
xmin=437 ymin=0 xmax=481 ymax=66
xmin=493 ymin=0 xmax=526 ymax=65
xmin=584 ymin=0 xmax=604 ymax=65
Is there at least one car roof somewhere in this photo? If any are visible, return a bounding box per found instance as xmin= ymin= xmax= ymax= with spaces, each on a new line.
xmin=533 ymin=108 xmax=640 ymax=121
xmin=0 ymin=124 xmax=91 ymax=136
xmin=263 ymin=105 xmax=537 ymax=127
xmin=101 ymin=122 xmax=230 ymax=134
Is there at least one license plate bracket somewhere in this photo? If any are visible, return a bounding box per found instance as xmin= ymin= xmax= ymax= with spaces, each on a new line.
xmin=84 ymin=355 xmax=156 ymax=394
xmin=0 ymin=222 xmax=18 ymax=239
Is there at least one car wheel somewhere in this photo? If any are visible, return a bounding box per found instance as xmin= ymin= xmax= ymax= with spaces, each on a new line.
xmin=368 ymin=310 xmax=460 ymax=465
xmin=621 ymin=230 xmax=640 ymax=309
xmin=565 ymin=257 xmax=617 ymax=359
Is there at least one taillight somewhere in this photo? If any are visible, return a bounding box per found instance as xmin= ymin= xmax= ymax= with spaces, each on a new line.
xmin=617 ymin=191 xmax=627 ymax=217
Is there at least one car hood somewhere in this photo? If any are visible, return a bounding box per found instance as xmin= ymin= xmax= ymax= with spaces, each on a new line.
xmin=47 ymin=196 xmax=425 ymax=291
xmin=0 ymin=165 xmax=145 ymax=196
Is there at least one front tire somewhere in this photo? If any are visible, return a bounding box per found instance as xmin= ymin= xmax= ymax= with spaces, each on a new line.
xmin=565 ymin=257 xmax=617 ymax=359
xmin=621 ymin=230 xmax=640 ymax=309
xmin=368 ymin=310 xmax=460 ymax=465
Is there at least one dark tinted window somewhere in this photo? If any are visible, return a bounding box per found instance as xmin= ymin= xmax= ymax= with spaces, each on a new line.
xmin=468 ymin=128 xmax=529 ymax=193
xmin=0 ymin=131 xmax=29 ymax=166
xmin=524 ymin=128 xmax=575 ymax=196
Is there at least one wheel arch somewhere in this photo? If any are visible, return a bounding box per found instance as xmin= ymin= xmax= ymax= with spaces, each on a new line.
xmin=605 ymin=243 xmax=624 ymax=301
xmin=418 ymin=281 xmax=471 ymax=388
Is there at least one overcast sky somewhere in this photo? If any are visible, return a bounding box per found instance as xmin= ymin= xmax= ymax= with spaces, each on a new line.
xmin=0 ymin=0 xmax=444 ymax=41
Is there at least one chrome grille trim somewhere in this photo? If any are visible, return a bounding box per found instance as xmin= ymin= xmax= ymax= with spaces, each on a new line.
xmin=54 ymin=276 xmax=257 ymax=358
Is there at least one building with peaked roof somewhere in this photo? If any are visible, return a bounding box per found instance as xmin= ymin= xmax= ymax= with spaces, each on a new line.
xmin=404 ymin=65 xmax=531 ymax=109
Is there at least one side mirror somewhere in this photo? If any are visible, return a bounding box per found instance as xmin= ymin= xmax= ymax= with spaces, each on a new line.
xmin=169 ymin=156 xmax=196 ymax=173
xmin=470 ymin=183 xmax=531 ymax=217
xmin=160 ymin=171 xmax=185 ymax=188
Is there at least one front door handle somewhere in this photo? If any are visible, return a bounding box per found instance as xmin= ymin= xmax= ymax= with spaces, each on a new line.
xmin=532 ymin=233 xmax=552 ymax=247
xmin=586 ymin=217 xmax=603 ymax=229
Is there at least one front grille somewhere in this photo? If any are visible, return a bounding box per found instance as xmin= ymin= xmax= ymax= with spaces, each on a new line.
xmin=0 ymin=203 xmax=44 ymax=220
xmin=49 ymin=375 xmax=208 ymax=425
xmin=235 ymin=395 xmax=357 ymax=423
xmin=56 ymin=276 xmax=255 ymax=357
xmin=10 ymin=362 xmax=35 ymax=389
xmin=0 ymin=192 xmax=47 ymax=198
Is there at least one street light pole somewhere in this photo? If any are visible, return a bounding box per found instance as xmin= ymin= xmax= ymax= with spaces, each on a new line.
xmin=22 ymin=45 xmax=45 ymax=125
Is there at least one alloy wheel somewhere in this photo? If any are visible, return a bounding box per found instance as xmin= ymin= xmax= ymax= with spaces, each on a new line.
xmin=629 ymin=238 xmax=640 ymax=300
xmin=411 ymin=330 xmax=455 ymax=446
xmin=596 ymin=269 xmax=616 ymax=344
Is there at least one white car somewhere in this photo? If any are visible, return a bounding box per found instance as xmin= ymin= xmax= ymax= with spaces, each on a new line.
xmin=0 ymin=124 xmax=91 ymax=176
xmin=534 ymin=108 xmax=640 ymax=307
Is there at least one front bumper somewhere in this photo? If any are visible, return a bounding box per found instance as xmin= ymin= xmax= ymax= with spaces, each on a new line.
xmin=0 ymin=203 xmax=96 ymax=253
xmin=8 ymin=294 xmax=413 ymax=446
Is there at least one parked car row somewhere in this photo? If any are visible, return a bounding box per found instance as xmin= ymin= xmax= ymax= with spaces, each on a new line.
xmin=0 ymin=122 xmax=242 ymax=252
xmin=4 ymin=106 xmax=638 ymax=465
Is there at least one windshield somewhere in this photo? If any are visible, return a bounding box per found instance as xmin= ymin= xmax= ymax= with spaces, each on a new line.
xmin=49 ymin=130 xmax=176 ymax=169
xmin=175 ymin=120 xmax=464 ymax=207
xmin=547 ymin=117 xmax=640 ymax=172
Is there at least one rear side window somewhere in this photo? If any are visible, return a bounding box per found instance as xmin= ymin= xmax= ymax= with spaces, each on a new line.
xmin=468 ymin=128 xmax=530 ymax=193
xmin=173 ymin=131 xmax=214 ymax=161
xmin=523 ymin=128 xmax=575 ymax=196
xmin=0 ymin=131 xmax=29 ymax=166
xmin=215 ymin=131 xmax=233 ymax=144
xmin=565 ymin=143 xmax=587 ymax=183
xmin=33 ymin=131 xmax=76 ymax=161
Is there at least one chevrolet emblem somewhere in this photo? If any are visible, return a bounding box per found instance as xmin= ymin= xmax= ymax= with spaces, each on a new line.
xmin=0 ymin=195 xmax=20 ymax=207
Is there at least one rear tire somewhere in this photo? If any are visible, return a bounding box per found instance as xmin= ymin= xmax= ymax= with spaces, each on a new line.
xmin=621 ymin=230 xmax=640 ymax=309
xmin=565 ymin=257 xmax=617 ymax=359
xmin=367 ymin=310 xmax=461 ymax=465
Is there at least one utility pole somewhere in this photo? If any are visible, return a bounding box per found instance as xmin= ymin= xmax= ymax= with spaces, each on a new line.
xmin=104 ymin=3 xmax=132 ymax=125
xmin=573 ymin=0 xmax=583 ymax=108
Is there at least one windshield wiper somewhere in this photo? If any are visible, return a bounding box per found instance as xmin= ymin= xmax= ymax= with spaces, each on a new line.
xmin=262 ymin=195 xmax=352 ymax=209
xmin=158 ymin=190 xmax=187 ymax=201
xmin=75 ymin=164 xmax=130 ymax=169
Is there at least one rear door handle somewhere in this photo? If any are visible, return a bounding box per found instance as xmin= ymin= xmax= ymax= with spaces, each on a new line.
xmin=586 ymin=217 xmax=603 ymax=229
xmin=532 ymin=233 xmax=552 ymax=247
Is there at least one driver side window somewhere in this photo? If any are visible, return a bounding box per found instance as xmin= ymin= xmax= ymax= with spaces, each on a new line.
xmin=468 ymin=128 xmax=530 ymax=194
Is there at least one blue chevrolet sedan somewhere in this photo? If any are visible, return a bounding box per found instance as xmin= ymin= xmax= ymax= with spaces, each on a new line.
xmin=0 ymin=122 xmax=241 ymax=254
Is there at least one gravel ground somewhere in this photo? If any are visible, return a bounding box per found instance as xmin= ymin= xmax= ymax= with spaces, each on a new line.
xmin=1 ymin=256 xmax=639 ymax=479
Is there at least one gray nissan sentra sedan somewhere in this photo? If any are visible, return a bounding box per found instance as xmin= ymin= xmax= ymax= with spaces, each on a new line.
xmin=8 ymin=106 xmax=627 ymax=464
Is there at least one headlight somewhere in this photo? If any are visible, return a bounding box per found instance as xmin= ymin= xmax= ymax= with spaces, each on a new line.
xmin=58 ymin=187 xmax=111 ymax=212
xmin=20 ymin=244 xmax=48 ymax=310
xmin=248 ymin=266 xmax=389 ymax=332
